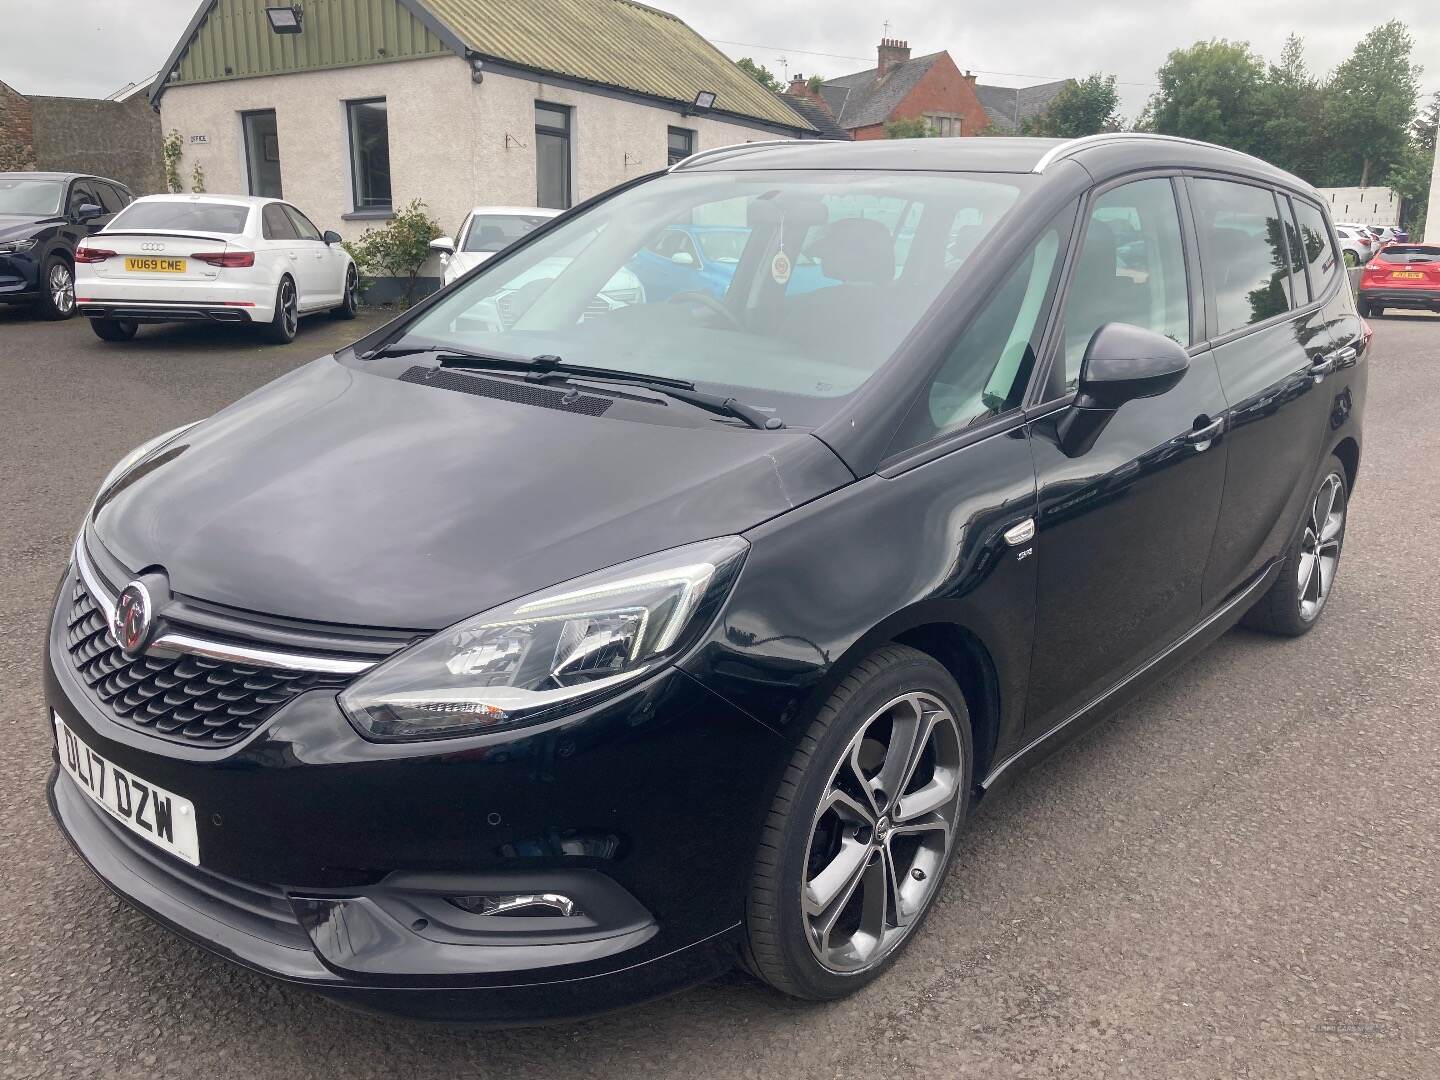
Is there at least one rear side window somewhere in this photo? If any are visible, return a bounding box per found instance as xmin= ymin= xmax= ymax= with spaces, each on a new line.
xmin=111 ymin=201 xmax=251 ymax=234
xmin=890 ymin=206 xmax=1073 ymax=451
xmin=1291 ymin=199 xmax=1340 ymax=298
xmin=1062 ymin=178 xmax=1190 ymax=387
xmin=96 ymin=183 xmax=127 ymax=215
xmin=262 ymin=204 xmax=298 ymax=240
xmin=1189 ymin=179 xmax=1291 ymax=336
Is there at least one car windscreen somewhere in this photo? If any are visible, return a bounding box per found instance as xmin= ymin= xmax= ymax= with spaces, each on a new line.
xmin=462 ymin=214 xmax=554 ymax=252
xmin=1378 ymin=245 xmax=1440 ymax=263
xmin=108 ymin=201 xmax=251 ymax=234
xmin=394 ymin=169 xmax=1027 ymax=428
xmin=0 ymin=178 xmax=62 ymax=215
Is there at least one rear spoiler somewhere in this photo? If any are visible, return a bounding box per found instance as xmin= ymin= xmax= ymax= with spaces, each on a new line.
xmin=97 ymin=231 xmax=242 ymax=243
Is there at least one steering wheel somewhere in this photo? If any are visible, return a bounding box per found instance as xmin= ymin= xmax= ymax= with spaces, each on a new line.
xmin=668 ymin=290 xmax=744 ymax=331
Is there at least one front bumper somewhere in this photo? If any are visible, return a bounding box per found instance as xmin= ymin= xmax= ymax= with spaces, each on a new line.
xmin=45 ymin=564 xmax=784 ymax=1022
xmin=0 ymin=251 xmax=40 ymax=302
xmin=1358 ymin=286 xmax=1440 ymax=310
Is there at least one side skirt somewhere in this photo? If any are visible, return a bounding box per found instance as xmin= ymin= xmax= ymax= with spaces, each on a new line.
xmin=980 ymin=559 xmax=1282 ymax=792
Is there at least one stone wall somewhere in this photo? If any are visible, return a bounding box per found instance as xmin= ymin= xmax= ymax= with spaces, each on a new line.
xmin=28 ymin=93 xmax=165 ymax=194
xmin=0 ymin=81 xmax=37 ymax=171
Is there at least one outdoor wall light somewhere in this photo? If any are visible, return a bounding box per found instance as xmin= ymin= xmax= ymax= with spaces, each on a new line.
xmin=265 ymin=5 xmax=304 ymax=34
xmin=692 ymin=90 xmax=717 ymax=111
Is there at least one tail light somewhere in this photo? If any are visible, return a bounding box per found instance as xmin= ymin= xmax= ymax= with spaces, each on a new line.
xmin=192 ymin=251 xmax=255 ymax=268
xmin=74 ymin=246 xmax=115 ymax=264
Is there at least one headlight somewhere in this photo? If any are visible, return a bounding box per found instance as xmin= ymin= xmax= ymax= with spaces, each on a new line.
xmin=340 ymin=536 xmax=748 ymax=741
xmin=0 ymin=239 xmax=37 ymax=255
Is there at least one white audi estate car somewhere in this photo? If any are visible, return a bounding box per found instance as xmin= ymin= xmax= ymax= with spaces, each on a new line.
xmin=74 ymin=194 xmax=357 ymax=344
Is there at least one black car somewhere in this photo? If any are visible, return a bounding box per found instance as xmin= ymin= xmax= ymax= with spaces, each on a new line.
xmin=0 ymin=171 xmax=131 ymax=318
xmin=45 ymin=135 xmax=1365 ymax=1024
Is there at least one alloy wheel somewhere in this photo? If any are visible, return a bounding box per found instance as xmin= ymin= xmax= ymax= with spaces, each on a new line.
xmin=802 ymin=691 xmax=963 ymax=973
xmin=281 ymin=280 xmax=298 ymax=336
xmin=346 ymin=267 xmax=358 ymax=310
xmin=1298 ymin=473 xmax=1345 ymax=621
xmin=50 ymin=262 xmax=75 ymax=314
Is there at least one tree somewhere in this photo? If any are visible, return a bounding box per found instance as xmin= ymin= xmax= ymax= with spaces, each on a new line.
xmin=1323 ymin=20 xmax=1421 ymax=187
xmin=885 ymin=117 xmax=935 ymax=139
xmin=1021 ymin=74 xmax=1121 ymax=138
xmin=1411 ymin=90 xmax=1439 ymax=154
xmin=1139 ymin=40 xmax=1267 ymax=155
xmin=807 ymin=74 xmax=826 ymax=95
xmin=736 ymin=58 xmax=783 ymax=94
xmin=1256 ymin=35 xmax=1326 ymax=181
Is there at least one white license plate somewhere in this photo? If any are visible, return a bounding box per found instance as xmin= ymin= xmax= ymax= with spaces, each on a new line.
xmin=54 ymin=713 xmax=200 ymax=866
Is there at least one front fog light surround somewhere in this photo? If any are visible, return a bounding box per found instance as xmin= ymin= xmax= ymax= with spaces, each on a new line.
xmin=340 ymin=536 xmax=748 ymax=741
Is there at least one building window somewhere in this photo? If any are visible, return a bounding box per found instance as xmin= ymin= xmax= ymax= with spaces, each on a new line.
xmin=536 ymin=103 xmax=571 ymax=210
xmin=924 ymin=114 xmax=961 ymax=137
xmin=346 ymin=99 xmax=392 ymax=211
xmin=242 ymin=110 xmax=282 ymax=199
xmin=667 ymin=127 xmax=695 ymax=166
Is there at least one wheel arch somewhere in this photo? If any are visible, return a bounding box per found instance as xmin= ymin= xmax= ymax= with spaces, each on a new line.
xmin=1332 ymin=435 xmax=1360 ymax=493
xmin=790 ymin=605 xmax=1005 ymax=790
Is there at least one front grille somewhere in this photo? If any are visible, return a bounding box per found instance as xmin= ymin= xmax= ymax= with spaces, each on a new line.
xmin=64 ymin=580 xmax=349 ymax=747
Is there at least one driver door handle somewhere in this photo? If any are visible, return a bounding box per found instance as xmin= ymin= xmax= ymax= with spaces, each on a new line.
xmin=1184 ymin=416 xmax=1225 ymax=449
xmin=1308 ymin=354 xmax=1337 ymax=381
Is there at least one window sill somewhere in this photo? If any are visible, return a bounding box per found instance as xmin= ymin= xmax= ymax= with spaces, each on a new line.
xmin=342 ymin=208 xmax=394 ymax=221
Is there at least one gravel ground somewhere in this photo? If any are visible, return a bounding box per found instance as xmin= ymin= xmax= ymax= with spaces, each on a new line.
xmin=2 ymin=305 xmax=1438 ymax=1078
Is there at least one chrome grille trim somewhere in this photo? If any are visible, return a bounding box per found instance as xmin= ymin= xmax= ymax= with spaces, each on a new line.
xmin=73 ymin=538 xmax=377 ymax=677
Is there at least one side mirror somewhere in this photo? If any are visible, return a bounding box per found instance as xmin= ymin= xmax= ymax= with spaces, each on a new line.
xmin=1056 ymin=323 xmax=1189 ymax=457
xmin=76 ymin=203 xmax=104 ymax=222
xmin=430 ymin=236 xmax=455 ymax=257
xmin=670 ymin=251 xmax=696 ymax=267
xmin=322 ymin=229 xmax=343 ymax=245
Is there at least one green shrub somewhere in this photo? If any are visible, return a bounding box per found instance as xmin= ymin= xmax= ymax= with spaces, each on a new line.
xmin=342 ymin=199 xmax=443 ymax=307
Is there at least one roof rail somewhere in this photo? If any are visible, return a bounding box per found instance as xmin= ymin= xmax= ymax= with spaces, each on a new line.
xmin=1032 ymin=132 xmax=1253 ymax=174
xmin=670 ymin=139 xmax=812 ymax=172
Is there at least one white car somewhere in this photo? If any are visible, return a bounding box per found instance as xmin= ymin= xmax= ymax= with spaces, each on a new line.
xmin=430 ymin=206 xmax=560 ymax=286
xmin=1333 ymin=225 xmax=1377 ymax=268
xmin=74 ymin=194 xmax=357 ymax=344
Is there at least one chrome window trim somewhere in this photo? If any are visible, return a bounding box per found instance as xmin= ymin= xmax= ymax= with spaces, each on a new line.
xmin=72 ymin=539 xmax=376 ymax=677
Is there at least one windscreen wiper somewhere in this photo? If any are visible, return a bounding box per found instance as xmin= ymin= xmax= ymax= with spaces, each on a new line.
xmin=440 ymin=353 xmax=786 ymax=430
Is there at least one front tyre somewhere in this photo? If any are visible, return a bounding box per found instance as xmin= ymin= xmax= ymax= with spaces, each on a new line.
xmin=90 ymin=317 xmax=138 ymax=342
xmin=332 ymin=265 xmax=358 ymax=319
xmin=262 ymin=276 xmax=299 ymax=344
xmin=37 ymin=256 xmax=76 ymax=320
xmin=1243 ymin=457 xmax=1348 ymax=637
xmin=744 ymin=644 xmax=972 ymax=1000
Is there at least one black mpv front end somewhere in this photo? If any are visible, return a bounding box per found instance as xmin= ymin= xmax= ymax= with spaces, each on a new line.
xmin=46 ymin=135 xmax=1366 ymax=1023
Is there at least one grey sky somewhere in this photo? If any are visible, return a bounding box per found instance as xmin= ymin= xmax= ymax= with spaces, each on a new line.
xmin=1 ymin=0 xmax=1434 ymax=120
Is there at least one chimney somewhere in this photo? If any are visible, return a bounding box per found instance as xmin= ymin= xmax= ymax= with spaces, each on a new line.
xmin=877 ymin=38 xmax=910 ymax=78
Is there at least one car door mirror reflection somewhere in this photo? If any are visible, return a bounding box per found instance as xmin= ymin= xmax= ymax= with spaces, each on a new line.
xmin=670 ymin=251 xmax=696 ymax=267
xmin=1057 ymin=322 xmax=1190 ymax=457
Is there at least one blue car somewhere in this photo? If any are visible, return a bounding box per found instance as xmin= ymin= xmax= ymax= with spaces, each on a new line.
xmin=628 ymin=224 xmax=832 ymax=302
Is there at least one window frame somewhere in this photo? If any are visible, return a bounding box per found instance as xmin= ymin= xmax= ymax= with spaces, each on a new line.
xmin=667 ymin=126 xmax=695 ymax=167
xmin=241 ymin=109 xmax=282 ymax=199
xmin=1029 ymin=170 xmax=1202 ymax=408
xmin=346 ymin=97 xmax=393 ymax=213
xmin=1179 ymin=171 xmax=1340 ymax=350
xmin=535 ymin=102 xmax=573 ymax=210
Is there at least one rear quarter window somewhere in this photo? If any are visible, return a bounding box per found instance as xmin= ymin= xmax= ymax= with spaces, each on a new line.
xmin=1291 ymin=199 xmax=1340 ymax=297
xmin=110 ymin=202 xmax=251 ymax=234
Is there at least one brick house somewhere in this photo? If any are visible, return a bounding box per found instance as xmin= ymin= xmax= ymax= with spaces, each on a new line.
xmin=787 ymin=39 xmax=991 ymax=141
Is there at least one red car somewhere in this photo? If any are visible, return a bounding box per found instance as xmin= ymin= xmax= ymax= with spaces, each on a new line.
xmin=1358 ymin=243 xmax=1440 ymax=317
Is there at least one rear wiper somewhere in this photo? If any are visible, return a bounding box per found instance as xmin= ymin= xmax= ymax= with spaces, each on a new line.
xmin=440 ymin=353 xmax=785 ymax=430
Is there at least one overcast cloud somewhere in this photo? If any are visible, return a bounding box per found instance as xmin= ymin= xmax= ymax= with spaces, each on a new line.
xmin=1 ymin=0 xmax=1434 ymax=119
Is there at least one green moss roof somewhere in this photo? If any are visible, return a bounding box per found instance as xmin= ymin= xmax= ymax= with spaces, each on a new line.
xmin=421 ymin=0 xmax=812 ymax=130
